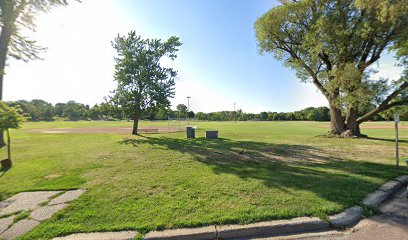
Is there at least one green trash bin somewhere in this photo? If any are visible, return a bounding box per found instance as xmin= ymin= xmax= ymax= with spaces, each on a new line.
xmin=186 ymin=127 xmax=195 ymax=138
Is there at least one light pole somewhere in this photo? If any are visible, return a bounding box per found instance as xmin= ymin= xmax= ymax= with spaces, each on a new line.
xmin=187 ymin=96 xmax=191 ymax=123
xmin=233 ymin=103 xmax=236 ymax=122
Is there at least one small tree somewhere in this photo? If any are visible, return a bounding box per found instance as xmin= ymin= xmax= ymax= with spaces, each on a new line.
xmin=110 ymin=31 xmax=182 ymax=135
xmin=176 ymin=104 xmax=188 ymax=118
xmin=0 ymin=101 xmax=28 ymax=168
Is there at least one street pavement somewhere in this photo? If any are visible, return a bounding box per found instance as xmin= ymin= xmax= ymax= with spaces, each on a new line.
xmin=258 ymin=187 xmax=408 ymax=240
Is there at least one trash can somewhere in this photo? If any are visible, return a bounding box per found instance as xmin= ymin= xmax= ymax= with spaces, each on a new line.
xmin=186 ymin=126 xmax=195 ymax=138
xmin=206 ymin=130 xmax=218 ymax=139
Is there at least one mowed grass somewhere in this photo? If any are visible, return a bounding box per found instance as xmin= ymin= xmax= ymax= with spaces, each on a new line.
xmin=0 ymin=121 xmax=407 ymax=239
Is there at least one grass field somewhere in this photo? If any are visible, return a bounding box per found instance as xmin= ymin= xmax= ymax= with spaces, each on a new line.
xmin=0 ymin=120 xmax=407 ymax=239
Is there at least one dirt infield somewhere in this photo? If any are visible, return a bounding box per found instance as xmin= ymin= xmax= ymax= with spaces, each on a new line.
xmin=360 ymin=125 xmax=408 ymax=129
xmin=314 ymin=123 xmax=408 ymax=129
xmin=27 ymin=126 xmax=185 ymax=134
xmin=360 ymin=124 xmax=408 ymax=129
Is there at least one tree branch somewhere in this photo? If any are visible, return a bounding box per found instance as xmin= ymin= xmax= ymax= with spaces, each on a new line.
xmin=357 ymin=81 xmax=408 ymax=123
xmin=359 ymin=30 xmax=397 ymax=69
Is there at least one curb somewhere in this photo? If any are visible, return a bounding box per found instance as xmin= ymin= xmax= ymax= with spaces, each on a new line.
xmin=142 ymin=217 xmax=330 ymax=240
xmin=362 ymin=175 xmax=407 ymax=209
xmin=53 ymin=175 xmax=408 ymax=240
xmin=327 ymin=174 xmax=408 ymax=230
xmin=216 ymin=217 xmax=330 ymax=239
xmin=144 ymin=226 xmax=216 ymax=240
xmin=328 ymin=206 xmax=364 ymax=229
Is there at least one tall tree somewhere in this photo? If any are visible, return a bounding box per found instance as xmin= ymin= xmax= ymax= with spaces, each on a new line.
xmin=110 ymin=31 xmax=181 ymax=135
xmin=255 ymin=0 xmax=408 ymax=137
xmin=0 ymin=0 xmax=74 ymax=146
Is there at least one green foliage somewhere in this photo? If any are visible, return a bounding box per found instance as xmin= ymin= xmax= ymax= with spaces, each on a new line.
xmin=6 ymin=100 xmax=125 ymax=121
xmin=0 ymin=101 xmax=28 ymax=130
xmin=176 ymin=104 xmax=188 ymax=118
xmin=260 ymin=111 xmax=268 ymax=120
xmin=255 ymin=0 xmax=408 ymax=123
xmin=14 ymin=211 xmax=29 ymax=223
xmin=380 ymin=105 xmax=408 ymax=121
xmin=10 ymin=98 xmax=404 ymax=122
xmin=109 ymin=31 xmax=182 ymax=122
xmin=194 ymin=107 xmax=332 ymax=121
xmin=8 ymin=99 xmax=54 ymax=121
xmin=61 ymin=101 xmax=88 ymax=120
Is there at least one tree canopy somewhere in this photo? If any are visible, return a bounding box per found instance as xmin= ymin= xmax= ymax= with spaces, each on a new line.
xmin=110 ymin=31 xmax=182 ymax=134
xmin=255 ymin=0 xmax=408 ymax=136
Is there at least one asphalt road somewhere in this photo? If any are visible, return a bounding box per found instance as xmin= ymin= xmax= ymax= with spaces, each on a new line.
xmin=257 ymin=187 xmax=408 ymax=240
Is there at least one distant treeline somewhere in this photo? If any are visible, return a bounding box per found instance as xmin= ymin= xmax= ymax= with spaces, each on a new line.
xmin=195 ymin=107 xmax=331 ymax=121
xmin=6 ymin=99 xmax=407 ymax=122
xmin=6 ymin=99 xmax=182 ymax=121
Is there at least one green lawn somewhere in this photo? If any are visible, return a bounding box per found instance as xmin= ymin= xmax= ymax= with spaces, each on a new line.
xmin=0 ymin=121 xmax=407 ymax=239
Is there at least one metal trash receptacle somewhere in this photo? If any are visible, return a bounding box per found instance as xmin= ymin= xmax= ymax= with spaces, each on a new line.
xmin=186 ymin=127 xmax=195 ymax=138
xmin=206 ymin=130 xmax=218 ymax=139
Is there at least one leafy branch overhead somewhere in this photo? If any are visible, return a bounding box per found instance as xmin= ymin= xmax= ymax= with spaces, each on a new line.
xmin=0 ymin=0 xmax=76 ymax=61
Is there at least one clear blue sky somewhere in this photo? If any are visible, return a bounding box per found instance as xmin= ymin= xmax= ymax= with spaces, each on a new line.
xmin=4 ymin=0 xmax=402 ymax=113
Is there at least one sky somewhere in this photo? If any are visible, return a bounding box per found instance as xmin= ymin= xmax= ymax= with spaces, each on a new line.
xmin=4 ymin=0 xmax=403 ymax=113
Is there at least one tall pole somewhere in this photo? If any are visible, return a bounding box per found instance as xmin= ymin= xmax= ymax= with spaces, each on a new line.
xmin=394 ymin=113 xmax=399 ymax=169
xmin=187 ymin=96 xmax=191 ymax=123
xmin=395 ymin=121 xmax=399 ymax=168
xmin=233 ymin=103 xmax=236 ymax=122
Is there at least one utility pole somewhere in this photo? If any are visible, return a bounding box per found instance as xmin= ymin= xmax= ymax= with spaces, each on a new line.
xmin=187 ymin=96 xmax=191 ymax=123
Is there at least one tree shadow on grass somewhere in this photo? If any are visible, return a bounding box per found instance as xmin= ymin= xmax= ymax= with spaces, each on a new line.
xmin=0 ymin=165 xmax=10 ymax=178
xmin=366 ymin=136 xmax=408 ymax=143
xmin=119 ymin=136 xmax=403 ymax=210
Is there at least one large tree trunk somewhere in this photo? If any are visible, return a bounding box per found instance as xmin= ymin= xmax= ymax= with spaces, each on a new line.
xmin=132 ymin=115 xmax=139 ymax=135
xmin=345 ymin=107 xmax=361 ymax=137
xmin=0 ymin=18 xmax=13 ymax=148
xmin=329 ymin=104 xmax=346 ymax=135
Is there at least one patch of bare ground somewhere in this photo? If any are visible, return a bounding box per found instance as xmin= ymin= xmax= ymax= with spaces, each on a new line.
xmin=26 ymin=126 xmax=184 ymax=134
xmin=315 ymin=124 xmax=408 ymax=129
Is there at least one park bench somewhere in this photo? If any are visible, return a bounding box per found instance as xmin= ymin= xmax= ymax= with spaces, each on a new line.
xmin=138 ymin=128 xmax=159 ymax=134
